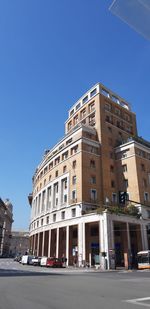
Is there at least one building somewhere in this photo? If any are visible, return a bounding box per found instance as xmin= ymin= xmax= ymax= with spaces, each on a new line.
xmin=9 ymin=231 xmax=29 ymax=257
xmin=0 ymin=198 xmax=13 ymax=257
xmin=29 ymin=83 xmax=150 ymax=269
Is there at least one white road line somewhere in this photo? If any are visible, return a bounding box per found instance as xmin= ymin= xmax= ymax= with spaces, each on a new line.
xmin=124 ymin=297 xmax=150 ymax=307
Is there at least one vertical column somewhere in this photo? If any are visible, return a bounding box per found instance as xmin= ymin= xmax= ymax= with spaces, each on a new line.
xmin=99 ymin=219 xmax=104 ymax=253
xmin=126 ymin=222 xmax=131 ymax=252
xmin=78 ymin=222 xmax=85 ymax=267
xmin=56 ymin=228 xmax=59 ymax=258
xmin=103 ymin=211 xmax=110 ymax=269
xmin=48 ymin=229 xmax=51 ymax=257
xmin=66 ymin=225 xmax=69 ymax=266
xmin=37 ymin=233 xmax=40 ymax=256
xmin=141 ymin=223 xmax=148 ymax=250
xmin=82 ymin=222 xmax=85 ymax=262
xmin=42 ymin=231 xmax=45 ymax=256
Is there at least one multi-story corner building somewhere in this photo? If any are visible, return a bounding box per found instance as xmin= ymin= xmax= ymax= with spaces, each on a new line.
xmin=29 ymin=83 xmax=150 ymax=269
xmin=0 ymin=198 xmax=13 ymax=257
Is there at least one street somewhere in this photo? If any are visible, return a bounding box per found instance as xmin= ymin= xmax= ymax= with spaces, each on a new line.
xmin=0 ymin=259 xmax=150 ymax=309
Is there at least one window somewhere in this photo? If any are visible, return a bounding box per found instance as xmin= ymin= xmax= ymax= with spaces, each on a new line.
xmin=90 ymin=160 xmax=95 ymax=168
xmin=55 ymin=156 xmax=60 ymax=165
xmin=122 ymin=164 xmax=127 ymax=172
xmin=64 ymin=194 xmax=67 ymax=203
xmin=144 ymin=192 xmax=149 ymax=202
xmin=53 ymin=214 xmax=56 ymax=222
xmin=63 ymin=165 xmax=67 ymax=173
xmin=62 ymin=151 xmax=68 ymax=160
xmin=71 ymin=145 xmax=78 ymax=155
xmin=44 ymin=179 xmax=46 ymax=185
xmin=72 ymin=160 xmax=76 ymax=168
xmin=74 ymin=115 xmax=79 ymax=125
xmin=89 ymin=114 xmax=95 ymax=126
xmin=37 ymin=220 xmax=39 ymax=227
xmin=55 ymin=170 xmax=58 ymax=177
xmin=108 ymin=126 xmax=112 ymax=133
xmin=55 ymin=198 xmax=58 ymax=206
xmin=71 ymin=208 xmax=76 ymax=217
xmin=49 ymin=162 xmax=53 ymax=170
xmin=111 ymin=180 xmax=115 ymax=188
xmin=90 ymin=88 xmax=97 ymax=97
xmin=91 ymin=189 xmax=97 ymax=201
xmin=124 ymin=179 xmax=128 ymax=188
xmin=66 ymin=138 xmax=72 ymax=145
xmin=89 ymin=102 xmax=95 ymax=112
xmin=70 ymin=109 xmax=74 ymax=116
xmin=105 ymin=102 xmax=111 ymax=111
xmin=110 ymin=165 xmax=114 ymax=173
xmin=41 ymin=190 xmax=46 ymax=212
xmin=112 ymin=193 xmax=117 ymax=203
xmin=61 ymin=211 xmax=65 ymax=220
xmin=91 ymin=176 xmax=96 ymax=184
xmin=80 ymin=108 xmax=86 ymax=119
xmin=83 ymin=95 xmax=88 ymax=104
xmin=72 ymin=175 xmax=77 ymax=185
xmin=115 ymin=108 xmax=121 ymax=116
xmin=141 ymin=163 xmax=145 ymax=171
xmin=76 ymin=103 xmax=81 ymax=110
xmin=49 ymin=175 xmax=51 ymax=181
xmin=72 ymin=190 xmax=76 ymax=201
xmin=46 ymin=216 xmax=49 ymax=224
xmin=41 ymin=218 xmax=43 ymax=226
xmin=54 ymin=182 xmax=58 ymax=193
xmin=68 ymin=121 xmax=72 ymax=131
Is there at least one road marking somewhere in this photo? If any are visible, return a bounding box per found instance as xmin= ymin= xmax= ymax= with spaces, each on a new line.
xmin=124 ymin=297 xmax=150 ymax=307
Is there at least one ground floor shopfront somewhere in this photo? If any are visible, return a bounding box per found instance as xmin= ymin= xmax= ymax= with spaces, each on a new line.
xmin=29 ymin=211 xmax=150 ymax=269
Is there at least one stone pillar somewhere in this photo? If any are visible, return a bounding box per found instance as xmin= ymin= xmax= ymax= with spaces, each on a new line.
xmin=103 ymin=211 xmax=109 ymax=269
xmin=126 ymin=222 xmax=131 ymax=252
xmin=56 ymin=228 xmax=59 ymax=258
xmin=48 ymin=229 xmax=51 ymax=257
xmin=37 ymin=233 xmax=40 ymax=256
xmin=141 ymin=223 xmax=148 ymax=250
xmin=78 ymin=222 xmax=85 ymax=267
xmin=66 ymin=226 xmax=69 ymax=266
xmin=42 ymin=231 xmax=45 ymax=256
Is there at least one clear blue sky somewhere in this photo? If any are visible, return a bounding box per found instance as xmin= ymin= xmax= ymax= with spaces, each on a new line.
xmin=0 ymin=0 xmax=150 ymax=230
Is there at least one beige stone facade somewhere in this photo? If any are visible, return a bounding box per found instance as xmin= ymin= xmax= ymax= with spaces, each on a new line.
xmin=29 ymin=83 xmax=150 ymax=269
xmin=0 ymin=198 xmax=13 ymax=257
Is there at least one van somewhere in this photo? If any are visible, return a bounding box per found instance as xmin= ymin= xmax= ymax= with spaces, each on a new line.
xmin=21 ymin=255 xmax=35 ymax=265
xmin=40 ymin=257 xmax=48 ymax=266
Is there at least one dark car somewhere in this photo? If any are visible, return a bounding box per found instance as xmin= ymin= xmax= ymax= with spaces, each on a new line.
xmin=46 ymin=257 xmax=63 ymax=268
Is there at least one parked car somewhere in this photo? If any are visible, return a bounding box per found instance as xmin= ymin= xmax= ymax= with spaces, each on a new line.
xmin=40 ymin=256 xmax=48 ymax=266
xmin=46 ymin=257 xmax=63 ymax=268
xmin=14 ymin=255 xmax=22 ymax=262
xmin=21 ymin=255 xmax=35 ymax=265
xmin=31 ymin=256 xmax=42 ymax=266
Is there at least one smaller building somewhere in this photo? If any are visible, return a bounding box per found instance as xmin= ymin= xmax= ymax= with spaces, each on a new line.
xmin=10 ymin=231 xmax=30 ymax=257
xmin=0 ymin=198 xmax=13 ymax=257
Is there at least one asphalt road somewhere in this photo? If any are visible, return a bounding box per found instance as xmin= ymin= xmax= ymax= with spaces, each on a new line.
xmin=0 ymin=259 xmax=150 ymax=309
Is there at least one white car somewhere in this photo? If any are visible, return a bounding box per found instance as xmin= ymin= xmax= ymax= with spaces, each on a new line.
xmin=21 ymin=255 xmax=35 ymax=265
xmin=40 ymin=256 xmax=48 ymax=266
